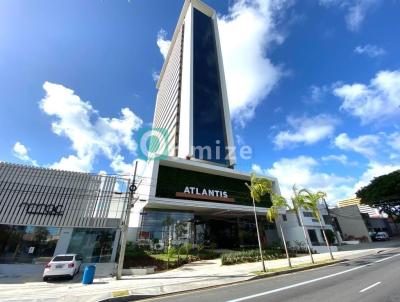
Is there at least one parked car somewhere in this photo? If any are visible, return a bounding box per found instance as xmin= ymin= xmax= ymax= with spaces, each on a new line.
xmin=43 ymin=254 xmax=82 ymax=281
xmin=373 ymin=232 xmax=390 ymax=241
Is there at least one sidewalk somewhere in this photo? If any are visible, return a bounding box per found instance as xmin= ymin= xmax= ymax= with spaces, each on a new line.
xmin=0 ymin=247 xmax=397 ymax=302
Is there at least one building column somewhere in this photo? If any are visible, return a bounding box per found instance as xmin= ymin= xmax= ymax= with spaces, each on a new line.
xmin=53 ymin=227 xmax=73 ymax=256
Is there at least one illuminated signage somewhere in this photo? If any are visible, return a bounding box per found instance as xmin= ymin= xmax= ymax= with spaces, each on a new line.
xmin=183 ymin=186 xmax=228 ymax=198
xmin=176 ymin=186 xmax=234 ymax=203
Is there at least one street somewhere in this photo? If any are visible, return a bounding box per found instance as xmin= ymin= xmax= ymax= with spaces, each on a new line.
xmin=143 ymin=248 xmax=400 ymax=302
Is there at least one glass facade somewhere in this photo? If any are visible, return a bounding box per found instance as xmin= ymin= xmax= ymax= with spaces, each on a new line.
xmin=193 ymin=8 xmax=228 ymax=165
xmin=137 ymin=210 xmax=270 ymax=249
xmin=0 ymin=224 xmax=60 ymax=264
xmin=67 ymin=228 xmax=117 ymax=263
xmin=138 ymin=210 xmax=194 ymax=248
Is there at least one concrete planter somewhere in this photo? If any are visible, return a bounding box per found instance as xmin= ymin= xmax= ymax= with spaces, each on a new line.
xmin=122 ymin=266 xmax=155 ymax=276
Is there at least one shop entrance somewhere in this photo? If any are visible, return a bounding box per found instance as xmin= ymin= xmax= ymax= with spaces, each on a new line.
xmin=194 ymin=216 xmax=262 ymax=249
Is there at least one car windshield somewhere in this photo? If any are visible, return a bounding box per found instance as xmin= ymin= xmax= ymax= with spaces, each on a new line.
xmin=52 ymin=256 xmax=74 ymax=262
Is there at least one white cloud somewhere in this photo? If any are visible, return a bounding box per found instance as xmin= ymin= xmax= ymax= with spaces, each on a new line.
xmin=306 ymin=85 xmax=329 ymax=104
xmin=334 ymin=133 xmax=380 ymax=158
xmin=152 ymin=71 xmax=160 ymax=82
xmin=333 ymin=70 xmax=400 ymax=124
xmin=321 ymin=154 xmax=349 ymax=165
xmin=156 ymin=0 xmax=290 ymax=127
xmin=12 ymin=142 xmax=38 ymax=166
xmin=40 ymin=81 xmax=143 ymax=173
xmin=274 ymin=114 xmax=339 ymax=149
xmin=354 ymin=44 xmax=386 ymax=57
xmin=218 ymin=0 xmax=289 ymax=126
xmin=353 ymin=161 xmax=400 ymax=193
xmin=156 ymin=29 xmax=171 ymax=60
xmin=253 ymin=155 xmax=400 ymax=205
xmin=319 ymin=0 xmax=380 ymax=32
xmin=253 ymin=156 xmax=354 ymax=204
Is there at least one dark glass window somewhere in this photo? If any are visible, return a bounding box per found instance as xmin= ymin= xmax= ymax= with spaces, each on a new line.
xmin=308 ymin=229 xmax=318 ymax=244
xmin=282 ymin=214 xmax=287 ymax=221
xmin=53 ymin=256 xmax=73 ymax=262
xmin=193 ymin=9 xmax=228 ymax=165
xmin=139 ymin=210 xmax=194 ymax=247
xmin=0 ymin=225 xmax=60 ymax=264
xmin=67 ymin=228 xmax=116 ymax=263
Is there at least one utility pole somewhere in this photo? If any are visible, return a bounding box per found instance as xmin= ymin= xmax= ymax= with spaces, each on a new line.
xmin=116 ymin=161 xmax=138 ymax=280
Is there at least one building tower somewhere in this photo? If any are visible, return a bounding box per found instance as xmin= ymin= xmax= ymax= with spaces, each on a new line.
xmin=129 ymin=0 xmax=280 ymax=248
xmin=153 ymin=0 xmax=235 ymax=167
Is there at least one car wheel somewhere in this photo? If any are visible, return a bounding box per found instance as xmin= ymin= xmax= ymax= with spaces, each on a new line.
xmin=43 ymin=277 xmax=49 ymax=282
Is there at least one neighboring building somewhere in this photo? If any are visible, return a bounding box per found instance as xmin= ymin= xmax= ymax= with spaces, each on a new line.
xmin=330 ymin=205 xmax=371 ymax=242
xmin=129 ymin=0 xmax=280 ymax=249
xmin=333 ymin=199 xmax=400 ymax=240
xmin=337 ymin=197 xmax=385 ymax=218
xmin=363 ymin=216 xmax=400 ymax=236
xmin=279 ymin=206 xmax=338 ymax=253
xmin=0 ymin=162 xmax=129 ymax=265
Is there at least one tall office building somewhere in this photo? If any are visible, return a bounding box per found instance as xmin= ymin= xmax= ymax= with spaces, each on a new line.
xmin=129 ymin=0 xmax=280 ymax=249
xmin=152 ymin=0 xmax=234 ymax=167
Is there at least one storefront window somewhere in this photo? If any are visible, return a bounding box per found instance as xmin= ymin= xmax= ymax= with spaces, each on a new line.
xmin=0 ymin=224 xmax=60 ymax=264
xmin=67 ymin=228 xmax=116 ymax=263
xmin=139 ymin=210 xmax=194 ymax=248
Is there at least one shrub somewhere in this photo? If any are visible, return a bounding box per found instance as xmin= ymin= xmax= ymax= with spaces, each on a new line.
xmin=221 ymin=249 xmax=284 ymax=265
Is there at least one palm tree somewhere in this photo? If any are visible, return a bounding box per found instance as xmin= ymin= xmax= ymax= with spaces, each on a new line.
xmin=245 ymin=173 xmax=273 ymax=272
xmin=292 ymin=186 xmax=315 ymax=264
xmin=267 ymin=193 xmax=292 ymax=268
xmin=300 ymin=189 xmax=334 ymax=260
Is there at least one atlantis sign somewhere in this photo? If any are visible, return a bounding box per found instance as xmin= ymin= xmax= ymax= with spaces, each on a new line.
xmin=175 ymin=186 xmax=235 ymax=203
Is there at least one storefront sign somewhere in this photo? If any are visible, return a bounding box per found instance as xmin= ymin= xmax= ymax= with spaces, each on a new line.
xmin=176 ymin=186 xmax=235 ymax=203
xmin=19 ymin=202 xmax=64 ymax=216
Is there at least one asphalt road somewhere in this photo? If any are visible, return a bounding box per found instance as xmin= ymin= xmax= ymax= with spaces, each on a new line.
xmin=141 ymin=248 xmax=400 ymax=302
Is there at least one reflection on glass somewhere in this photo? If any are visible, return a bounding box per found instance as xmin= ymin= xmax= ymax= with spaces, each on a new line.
xmin=0 ymin=225 xmax=60 ymax=264
xmin=67 ymin=228 xmax=116 ymax=263
xmin=193 ymin=8 xmax=228 ymax=165
xmin=138 ymin=210 xmax=194 ymax=249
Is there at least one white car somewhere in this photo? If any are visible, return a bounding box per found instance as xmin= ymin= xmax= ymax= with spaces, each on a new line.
xmin=43 ymin=254 xmax=82 ymax=281
xmin=374 ymin=232 xmax=390 ymax=241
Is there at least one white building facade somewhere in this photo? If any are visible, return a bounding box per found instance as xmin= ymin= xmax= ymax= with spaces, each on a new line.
xmin=278 ymin=206 xmax=338 ymax=254
xmin=0 ymin=162 xmax=129 ymax=265
xmin=129 ymin=0 xmax=280 ymax=249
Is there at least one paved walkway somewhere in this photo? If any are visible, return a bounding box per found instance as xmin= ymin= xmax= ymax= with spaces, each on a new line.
xmin=0 ymin=246 xmax=396 ymax=302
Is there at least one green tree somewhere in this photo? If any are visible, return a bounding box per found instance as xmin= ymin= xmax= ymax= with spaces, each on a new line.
xmin=300 ymin=189 xmax=334 ymax=260
xmin=292 ymin=186 xmax=315 ymax=264
xmin=356 ymin=170 xmax=400 ymax=218
xmin=267 ymin=193 xmax=292 ymax=268
xmin=245 ymin=173 xmax=273 ymax=272
xmin=183 ymin=243 xmax=192 ymax=260
xmin=166 ymin=246 xmax=176 ymax=269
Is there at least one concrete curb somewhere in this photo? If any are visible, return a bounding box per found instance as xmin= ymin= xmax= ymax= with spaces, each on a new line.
xmin=99 ymin=259 xmax=344 ymax=302
xmin=249 ymin=259 xmax=344 ymax=281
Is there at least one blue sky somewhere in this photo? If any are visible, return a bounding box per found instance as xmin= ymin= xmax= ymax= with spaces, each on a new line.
xmin=0 ymin=0 xmax=399 ymax=204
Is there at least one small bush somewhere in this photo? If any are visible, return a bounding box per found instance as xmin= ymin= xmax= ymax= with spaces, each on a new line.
xmin=221 ymin=249 xmax=285 ymax=265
